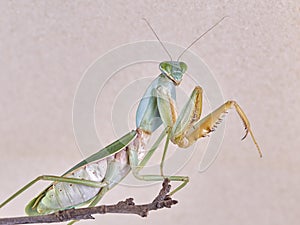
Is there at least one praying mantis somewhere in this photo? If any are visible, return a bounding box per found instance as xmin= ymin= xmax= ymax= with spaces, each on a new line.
xmin=0 ymin=17 xmax=262 ymax=224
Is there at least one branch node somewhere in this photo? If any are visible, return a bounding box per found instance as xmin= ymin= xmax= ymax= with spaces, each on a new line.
xmin=140 ymin=209 xmax=149 ymax=217
xmin=125 ymin=198 xmax=135 ymax=206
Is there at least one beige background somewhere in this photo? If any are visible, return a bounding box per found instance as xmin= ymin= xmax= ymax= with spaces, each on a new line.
xmin=0 ymin=1 xmax=299 ymax=225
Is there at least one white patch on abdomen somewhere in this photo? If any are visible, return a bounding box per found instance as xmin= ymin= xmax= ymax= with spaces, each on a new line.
xmin=38 ymin=159 xmax=107 ymax=213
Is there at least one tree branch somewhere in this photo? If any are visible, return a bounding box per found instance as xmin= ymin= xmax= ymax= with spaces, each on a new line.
xmin=0 ymin=179 xmax=177 ymax=225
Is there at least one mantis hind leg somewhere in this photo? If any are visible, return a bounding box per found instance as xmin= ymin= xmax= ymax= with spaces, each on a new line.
xmin=0 ymin=175 xmax=107 ymax=209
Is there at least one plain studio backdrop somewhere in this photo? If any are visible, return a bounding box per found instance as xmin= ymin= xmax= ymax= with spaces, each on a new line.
xmin=0 ymin=1 xmax=299 ymax=225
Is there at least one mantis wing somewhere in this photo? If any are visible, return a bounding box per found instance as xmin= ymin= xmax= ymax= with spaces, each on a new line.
xmin=63 ymin=130 xmax=137 ymax=175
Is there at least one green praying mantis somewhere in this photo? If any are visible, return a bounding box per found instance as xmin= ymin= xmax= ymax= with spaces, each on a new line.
xmin=0 ymin=17 xmax=262 ymax=224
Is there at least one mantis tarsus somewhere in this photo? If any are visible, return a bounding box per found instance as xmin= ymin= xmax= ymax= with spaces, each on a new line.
xmin=0 ymin=17 xmax=262 ymax=224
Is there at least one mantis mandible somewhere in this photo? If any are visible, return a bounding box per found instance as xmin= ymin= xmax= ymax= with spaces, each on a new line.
xmin=0 ymin=17 xmax=262 ymax=224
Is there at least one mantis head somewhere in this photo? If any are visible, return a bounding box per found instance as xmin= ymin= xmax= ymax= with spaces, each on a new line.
xmin=159 ymin=61 xmax=187 ymax=85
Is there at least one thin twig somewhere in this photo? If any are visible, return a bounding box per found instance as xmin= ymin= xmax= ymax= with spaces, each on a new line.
xmin=0 ymin=179 xmax=177 ymax=224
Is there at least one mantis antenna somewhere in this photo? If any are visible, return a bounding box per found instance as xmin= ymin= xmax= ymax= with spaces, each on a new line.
xmin=142 ymin=18 xmax=173 ymax=61
xmin=177 ymin=16 xmax=229 ymax=61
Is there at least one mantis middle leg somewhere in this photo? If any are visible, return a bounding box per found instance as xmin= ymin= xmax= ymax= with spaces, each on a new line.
xmin=0 ymin=175 xmax=108 ymax=208
xmin=129 ymin=127 xmax=189 ymax=196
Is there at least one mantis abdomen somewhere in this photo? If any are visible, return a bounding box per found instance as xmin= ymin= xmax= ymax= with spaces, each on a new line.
xmin=34 ymin=130 xmax=150 ymax=215
xmin=37 ymin=159 xmax=108 ymax=214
